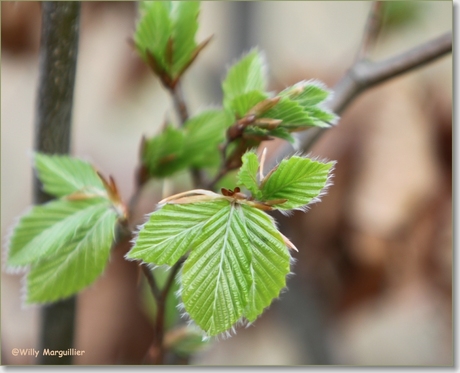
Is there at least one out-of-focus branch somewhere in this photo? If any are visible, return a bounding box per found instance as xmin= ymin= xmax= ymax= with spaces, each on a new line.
xmin=35 ymin=2 xmax=81 ymax=365
xmin=355 ymin=1 xmax=384 ymax=61
xmin=268 ymin=32 xmax=452 ymax=167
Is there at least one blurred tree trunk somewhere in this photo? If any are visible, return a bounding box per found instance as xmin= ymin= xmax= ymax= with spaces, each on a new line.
xmin=34 ymin=2 xmax=80 ymax=365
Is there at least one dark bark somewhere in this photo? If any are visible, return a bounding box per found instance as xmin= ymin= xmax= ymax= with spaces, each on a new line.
xmin=34 ymin=2 xmax=81 ymax=365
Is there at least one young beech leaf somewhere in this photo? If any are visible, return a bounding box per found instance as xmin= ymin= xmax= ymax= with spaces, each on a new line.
xmin=237 ymin=151 xmax=262 ymax=199
xmin=34 ymin=153 xmax=105 ymax=198
xmin=181 ymin=202 xmax=290 ymax=336
xmin=135 ymin=1 xmax=205 ymax=81
xmin=135 ymin=1 xmax=172 ymax=69
xmin=262 ymin=97 xmax=318 ymax=129
xmin=260 ymin=156 xmax=335 ymax=211
xmin=280 ymin=80 xmax=331 ymax=107
xmin=171 ymin=1 xmax=200 ymax=75
xmin=26 ymin=204 xmax=118 ymax=303
xmin=229 ymin=90 xmax=268 ymax=118
xmin=222 ymin=49 xmax=267 ymax=112
xmin=7 ymin=198 xmax=112 ymax=267
xmin=142 ymin=125 xmax=186 ymax=177
xmin=184 ymin=109 xmax=234 ymax=168
xmin=127 ymin=201 xmax=228 ymax=266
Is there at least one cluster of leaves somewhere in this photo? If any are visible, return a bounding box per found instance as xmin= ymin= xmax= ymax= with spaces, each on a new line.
xmin=135 ymin=2 xmax=337 ymax=181
xmin=127 ymin=150 xmax=334 ymax=336
xmin=5 ymin=154 xmax=125 ymax=303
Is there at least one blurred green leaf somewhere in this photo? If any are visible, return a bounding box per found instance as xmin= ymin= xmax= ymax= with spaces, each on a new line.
xmin=26 ymin=202 xmax=117 ymax=303
xmin=222 ymin=50 xmax=267 ymax=112
xmin=34 ymin=153 xmax=105 ymax=198
xmin=237 ymin=150 xmax=261 ymax=199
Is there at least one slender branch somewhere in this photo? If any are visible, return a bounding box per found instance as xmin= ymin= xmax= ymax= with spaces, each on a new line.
xmin=169 ymin=83 xmax=189 ymax=125
xmin=355 ymin=1 xmax=384 ymax=61
xmin=141 ymin=264 xmax=162 ymax=302
xmin=266 ymin=32 xmax=452 ymax=167
xmin=35 ymin=2 xmax=81 ymax=365
xmin=144 ymin=257 xmax=185 ymax=365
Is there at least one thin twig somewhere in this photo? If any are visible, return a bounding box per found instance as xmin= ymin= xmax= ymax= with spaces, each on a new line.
xmin=355 ymin=1 xmax=384 ymax=61
xmin=169 ymin=82 xmax=189 ymax=125
xmin=266 ymin=32 xmax=452 ymax=168
xmin=141 ymin=264 xmax=162 ymax=302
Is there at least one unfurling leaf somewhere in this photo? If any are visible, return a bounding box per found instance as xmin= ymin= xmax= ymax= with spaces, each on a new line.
xmin=237 ymin=151 xmax=261 ymax=199
xmin=222 ymin=49 xmax=267 ymax=113
xmin=135 ymin=1 xmax=207 ymax=84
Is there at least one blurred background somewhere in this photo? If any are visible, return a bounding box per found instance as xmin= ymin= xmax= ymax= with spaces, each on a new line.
xmin=1 ymin=1 xmax=452 ymax=365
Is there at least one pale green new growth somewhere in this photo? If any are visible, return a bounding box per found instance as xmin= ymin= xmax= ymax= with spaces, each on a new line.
xmin=129 ymin=152 xmax=334 ymax=336
xmin=135 ymin=1 xmax=202 ymax=80
xmin=26 ymin=204 xmax=117 ymax=303
xmin=35 ymin=153 xmax=105 ymax=198
xmin=222 ymin=50 xmax=267 ymax=113
xmin=260 ymin=156 xmax=335 ymax=210
xmin=7 ymin=198 xmax=110 ymax=266
xmin=7 ymin=153 xmax=123 ymax=303
xmin=237 ymin=151 xmax=262 ymax=199
xmin=127 ymin=200 xmax=229 ymax=266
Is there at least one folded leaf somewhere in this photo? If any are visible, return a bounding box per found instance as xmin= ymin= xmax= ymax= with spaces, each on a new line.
xmin=280 ymin=80 xmax=331 ymax=107
xmin=237 ymin=151 xmax=261 ymax=199
xmin=228 ymin=90 xmax=268 ymax=118
xmin=34 ymin=153 xmax=105 ymax=198
xmin=222 ymin=50 xmax=267 ymax=111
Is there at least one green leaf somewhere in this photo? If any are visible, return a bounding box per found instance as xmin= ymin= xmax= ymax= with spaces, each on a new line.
xmin=260 ymin=156 xmax=334 ymax=210
xmin=171 ymin=1 xmax=200 ymax=75
xmin=181 ymin=201 xmax=289 ymax=336
xmin=184 ymin=109 xmax=234 ymax=168
xmin=26 ymin=204 xmax=117 ymax=303
xmin=142 ymin=125 xmax=187 ymax=177
xmin=134 ymin=1 xmax=172 ymax=69
xmin=237 ymin=151 xmax=261 ymax=198
xmin=222 ymin=50 xmax=267 ymax=111
xmin=7 ymin=198 xmax=112 ymax=267
xmin=305 ymin=106 xmax=338 ymax=127
xmin=280 ymin=80 xmax=331 ymax=107
xmin=262 ymin=97 xmax=316 ymax=129
xmin=34 ymin=153 xmax=105 ymax=198
xmin=127 ymin=200 xmax=229 ymax=266
xmin=240 ymin=204 xmax=290 ymax=322
xmin=228 ymin=90 xmax=268 ymax=118
xmin=244 ymin=126 xmax=295 ymax=144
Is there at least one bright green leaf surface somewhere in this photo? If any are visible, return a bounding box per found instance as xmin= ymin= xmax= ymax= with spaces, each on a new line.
xmin=171 ymin=1 xmax=200 ymax=75
xmin=7 ymin=198 xmax=111 ymax=267
xmin=240 ymin=204 xmax=290 ymax=321
xmin=181 ymin=201 xmax=289 ymax=336
xmin=127 ymin=200 xmax=229 ymax=266
xmin=26 ymin=205 xmax=117 ymax=303
xmin=34 ymin=153 xmax=105 ymax=198
xmin=263 ymin=97 xmax=315 ymax=128
xmin=134 ymin=1 xmax=172 ymax=68
xmin=222 ymin=50 xmax=267 ymax=111
xmin=237 ymin=151 xmax=261 ymax=198
xmin=281 ymin=81 xmax=330 ymax=107
xmin=260 ymin=156 xmax=334 ymax=210
xmin=229 ymin=90 xmax=268 ymax=118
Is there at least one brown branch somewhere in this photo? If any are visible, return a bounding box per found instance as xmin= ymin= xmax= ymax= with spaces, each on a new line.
xmin=169 ymin=82 xmax=189 ymax=125
xmin=355 ymin=1 xmax=384 ymax=61
xmin=267 ymin=32 xmax=452 ymax=167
